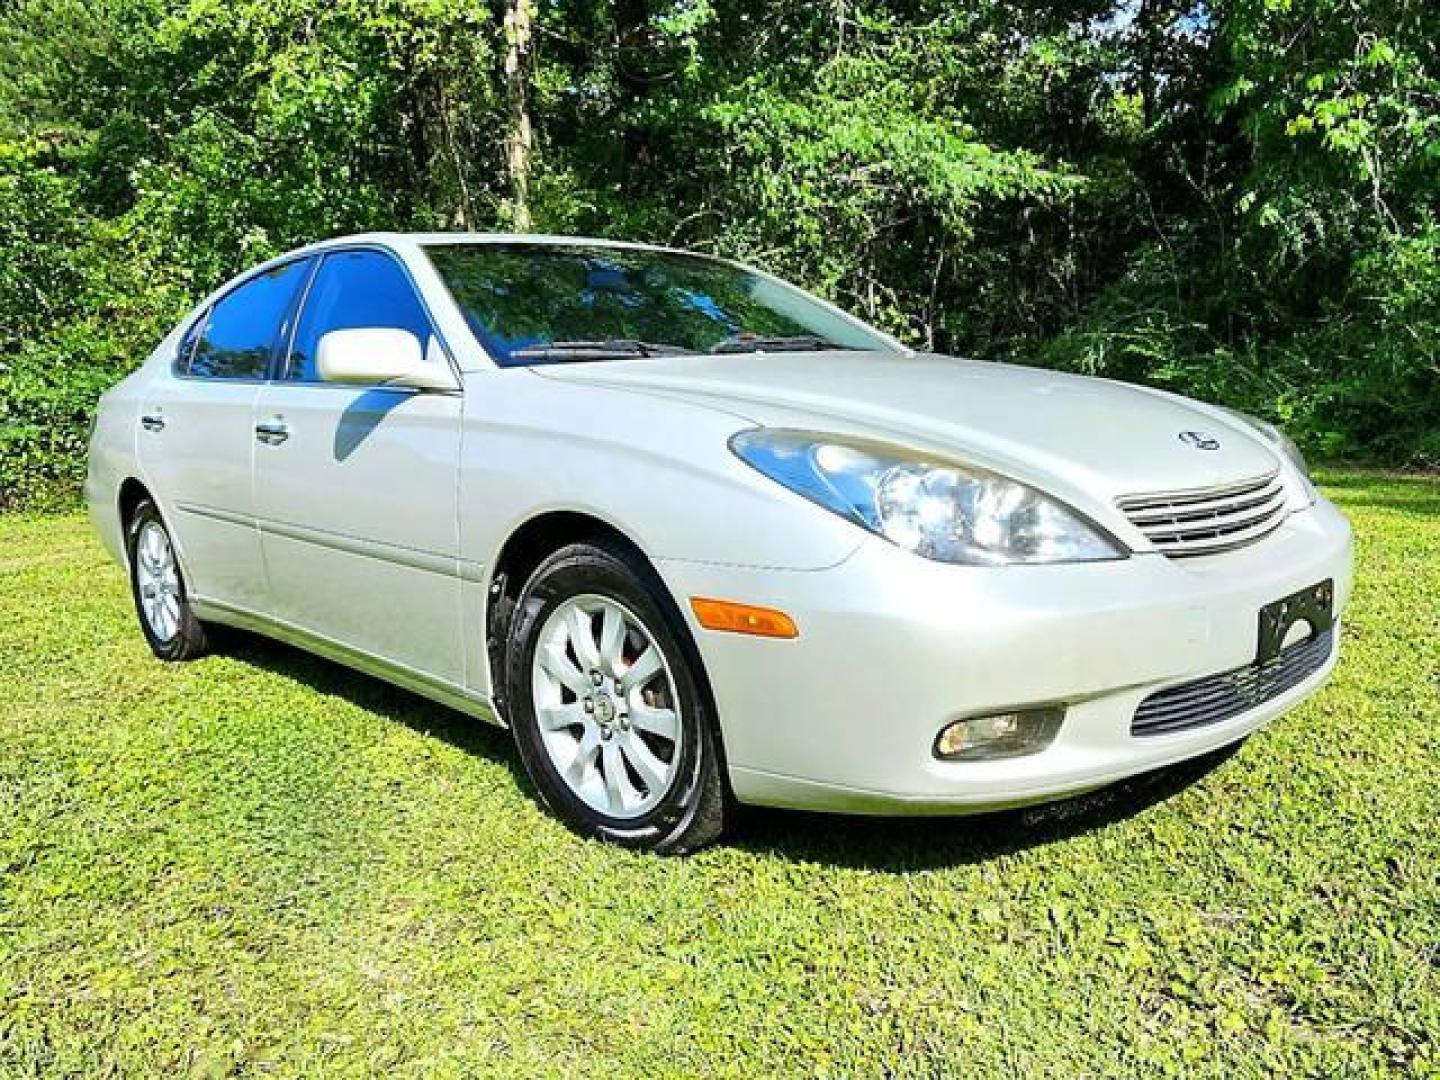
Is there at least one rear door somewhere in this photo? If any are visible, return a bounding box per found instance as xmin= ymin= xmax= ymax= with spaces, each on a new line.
xmin=137 ymin=258 xmax=312 ymax=613
xmin=251 ymin=248 xmax=465 ymax=682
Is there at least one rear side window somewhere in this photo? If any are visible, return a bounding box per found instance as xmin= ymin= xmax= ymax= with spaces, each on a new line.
xmin=285 ymin=250 xmax=433 ymax=382
xmin=187 ymin=259 xmax=312 ymax=380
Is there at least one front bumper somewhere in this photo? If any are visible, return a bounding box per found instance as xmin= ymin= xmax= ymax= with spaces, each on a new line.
xmin=657 ymin=498 xmax=1353 ymax=813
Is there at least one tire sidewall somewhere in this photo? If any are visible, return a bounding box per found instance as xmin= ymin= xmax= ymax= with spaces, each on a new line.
xmin=506 ymin=543 xmax=717 ymax=848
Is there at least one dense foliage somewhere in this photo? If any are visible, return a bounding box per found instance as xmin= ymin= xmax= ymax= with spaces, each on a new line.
xmin=1 ymin=0 xmax=1436 ymax=508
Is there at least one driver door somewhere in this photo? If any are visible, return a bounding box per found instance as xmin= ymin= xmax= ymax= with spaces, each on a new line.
xmin=251 ymin=248 xmax=465 ymax=683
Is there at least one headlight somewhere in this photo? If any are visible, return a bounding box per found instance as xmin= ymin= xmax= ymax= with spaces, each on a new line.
xmin=729 ymin=429 xmax=1125 ymax=565
xmin=1222 ymin=409 xmax=1317 ymax=508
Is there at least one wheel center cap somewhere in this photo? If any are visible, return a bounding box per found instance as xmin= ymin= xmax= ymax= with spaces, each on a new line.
xmin=592 ymin=691 xmax=617 ymax=727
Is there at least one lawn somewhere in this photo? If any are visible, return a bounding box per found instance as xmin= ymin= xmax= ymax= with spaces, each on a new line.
xmin=1 ymin=471 xmax=1436 ymax=1077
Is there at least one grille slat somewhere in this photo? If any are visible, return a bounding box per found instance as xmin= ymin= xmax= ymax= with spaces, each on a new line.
xmin=1118 ymin=470 xmax=1287 ymax=557
xmin=1131 ymin=629 xmax=1334 ymax=736
xmin=1144 ymin=504 xmax=1287 ymax=545
xmin=1124 ymin=478 xmax=1283 ymax=523
xmin=1119 ymin=474 xmax=1275 ymax=511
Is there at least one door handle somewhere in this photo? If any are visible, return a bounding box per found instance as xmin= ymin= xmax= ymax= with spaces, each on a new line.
xmin=140 ymin=412 xmax=166 ymax=432
xmin=255 ymin=419 xmax=290 ymax=445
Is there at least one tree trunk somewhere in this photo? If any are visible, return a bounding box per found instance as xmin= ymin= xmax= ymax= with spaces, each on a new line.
xmin=503 ymin=0 xmax=534 ymax=232
xmin=613 ymin=0 xmax=650 ymax=173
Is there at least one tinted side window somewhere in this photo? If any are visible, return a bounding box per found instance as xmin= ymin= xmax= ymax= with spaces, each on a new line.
xmin=286 ymin=250 xmax=433 ymax=382
xmin=189 ymin=259 xmax=311 ymax=380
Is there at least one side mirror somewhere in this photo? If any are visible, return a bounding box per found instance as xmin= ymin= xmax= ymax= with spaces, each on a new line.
xmin=316 ymin=328 xmax=457 ymax=391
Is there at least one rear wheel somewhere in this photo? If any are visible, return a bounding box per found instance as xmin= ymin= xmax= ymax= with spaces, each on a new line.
xmin=504 ymin=539 xmax=727 ymax=853
xmin=126 ymin=498 xmax=210 ymax=661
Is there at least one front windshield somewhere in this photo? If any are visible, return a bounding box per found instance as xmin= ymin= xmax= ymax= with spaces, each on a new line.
xmin=423 ymin=242 xmax=895 ymax=366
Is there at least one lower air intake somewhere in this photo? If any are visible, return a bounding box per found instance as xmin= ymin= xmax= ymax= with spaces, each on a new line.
xmin=1131 ymin=629 xmax=1334 ymax=737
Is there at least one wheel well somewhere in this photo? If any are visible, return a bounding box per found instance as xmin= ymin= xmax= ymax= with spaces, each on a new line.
xmin=118 ymin=478 xmax=151 ymax=530
xmin=482 ymin=510 xmax=732 ymax=797
xmin=485 ymin=512 xmax=648 ymax=718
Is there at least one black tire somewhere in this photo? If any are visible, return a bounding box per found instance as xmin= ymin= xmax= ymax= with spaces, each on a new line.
xmin=126 ymin=497 xmax=210 ymax=661
xmin=504 ymin=538 xmax=727 ymax=853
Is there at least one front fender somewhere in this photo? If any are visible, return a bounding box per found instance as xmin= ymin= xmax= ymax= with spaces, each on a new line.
xmin=457 ymin=370 xmax=865 ymax=573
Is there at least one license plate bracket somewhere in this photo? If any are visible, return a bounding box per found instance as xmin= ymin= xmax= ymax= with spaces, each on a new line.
xmin=1257 ymin=579 xmax=1334 ymax=663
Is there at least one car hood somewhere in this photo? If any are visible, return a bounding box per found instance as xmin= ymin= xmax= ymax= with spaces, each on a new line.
xmin=534 ymin=350 xmax=1280 ymax=504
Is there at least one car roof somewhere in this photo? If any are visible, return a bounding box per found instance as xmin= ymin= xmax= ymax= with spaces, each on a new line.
xmin=191 ymin=231 xmax=737 ymax=326
xmin=222 ymin=231 xmax=723 ymax=309
xmin=307 ymin=231 xmax=706 ymax=259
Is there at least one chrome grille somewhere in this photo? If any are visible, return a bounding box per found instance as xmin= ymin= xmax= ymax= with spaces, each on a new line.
xmin=1131 ymin=629 xmax=1334 ymax=737
xmin=1117 ymin=472 xmax=1287 ymax=557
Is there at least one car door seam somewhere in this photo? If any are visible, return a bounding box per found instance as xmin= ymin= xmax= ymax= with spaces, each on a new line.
xmin=259 ymin=515 xmax=459 ymax=577
xmin=180 ymin=502 xmax=462 ymax=578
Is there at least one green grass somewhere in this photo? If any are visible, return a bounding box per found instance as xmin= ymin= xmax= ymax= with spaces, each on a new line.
xmin=1 ymin=470 xmax=1437 ymax=1077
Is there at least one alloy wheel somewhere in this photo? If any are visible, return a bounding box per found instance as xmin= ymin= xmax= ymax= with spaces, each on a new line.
xmin=529 ymin=593 xmax=683 ymax=819
xmin=135 ymin=521 xmax=182 ymax=642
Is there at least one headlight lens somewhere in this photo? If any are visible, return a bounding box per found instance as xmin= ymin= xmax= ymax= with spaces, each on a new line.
xmin=1222 ymin=409 xmax=1317 ymax=507
xmin=730 ymin=429 xmax=1125 ymax=565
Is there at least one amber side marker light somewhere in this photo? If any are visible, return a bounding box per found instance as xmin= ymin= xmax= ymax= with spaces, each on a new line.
xmin=690 ymin=597 xmax=799 ymax=639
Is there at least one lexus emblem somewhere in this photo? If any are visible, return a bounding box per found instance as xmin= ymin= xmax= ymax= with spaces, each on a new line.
xmin=1178 ymin=430 xmax=1221 ymax=451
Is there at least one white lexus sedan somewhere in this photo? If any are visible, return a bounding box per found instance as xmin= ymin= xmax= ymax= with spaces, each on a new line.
xmin=86 ymin=233 xmax=1353 ymax=852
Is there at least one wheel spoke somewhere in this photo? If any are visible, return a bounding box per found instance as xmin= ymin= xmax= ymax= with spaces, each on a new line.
xmin=538 ymin=702 xmax=586 ymax=731
xmin=539 ymin=643 xmax=590 ymax=697
xmin=566 ymin=606 xmax=600 ymax=671
xmin=628 ymin=702 xmax=678 ymax=741
xmin=598 ymin=604 xmax=626 ymax=676
xmin=145 ymin=527 xmax=165 ymax=567
xmin=601 ymin=740 xmax=635 ymax=812
xmin=619 ymin=733 xmax=668 ymax=794
xmin=563 ymin=729 xmax=601 ymax=787
xmin=139 ymin=532 xmax=158 ymax=571
xmin=622 ymin=646 xmax=662 ymax=691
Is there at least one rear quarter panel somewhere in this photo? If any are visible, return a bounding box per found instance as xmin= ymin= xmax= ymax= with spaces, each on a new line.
xmin=85 ymin=367 xmax=151 ymax=567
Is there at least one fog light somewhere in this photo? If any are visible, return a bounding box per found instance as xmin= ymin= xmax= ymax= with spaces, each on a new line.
xmin=934 ymin=708 xmax=1064 ymax=761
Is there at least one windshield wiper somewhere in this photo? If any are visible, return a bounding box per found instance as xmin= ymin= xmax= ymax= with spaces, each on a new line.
xmin=709 ymin=333 xmax=851 ymax=354
xmin=509 ymin=339 xmax=698 ymax=363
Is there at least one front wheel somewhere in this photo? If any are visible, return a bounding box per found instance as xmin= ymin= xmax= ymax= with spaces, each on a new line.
xmin=126 ymin=497 xmax=210 ymax=661
xmin=504 ymin=539 xmax=727 ymax=853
